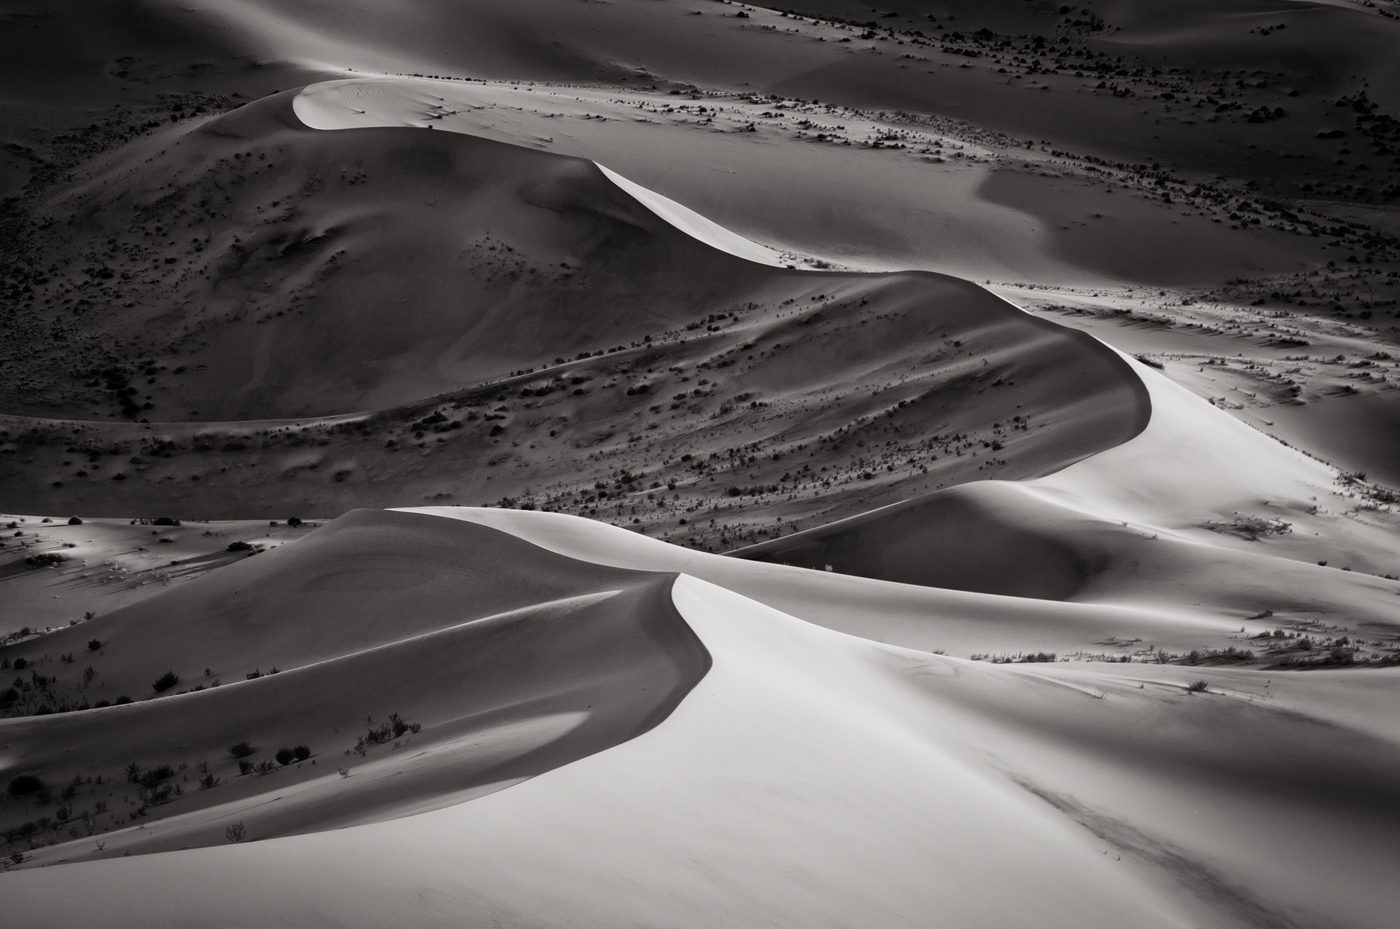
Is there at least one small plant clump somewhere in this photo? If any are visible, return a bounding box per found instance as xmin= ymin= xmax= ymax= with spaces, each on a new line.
xmin=352 ymin=713 xmax=422 ymax=755
xmin=225 ymin=821 xmax=246 ymax=843
xmin=7 ymin=775 xmax=43 ymax=798
xmin=228 ymin=741 xmax=257 ymax=758
xmin=273 ymin=744 xmax=312 ymax=765
xmin=151 ymin=671 xmax=180 ymax=693
xmin=136 ymin=765 xmax=174 ymax=788
xmin=1187 ymin=680 xmax=1210 ymax=692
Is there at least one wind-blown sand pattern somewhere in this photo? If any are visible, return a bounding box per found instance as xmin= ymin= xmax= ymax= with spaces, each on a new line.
xmin=2 ymin=2 xmax=1399 ymax=927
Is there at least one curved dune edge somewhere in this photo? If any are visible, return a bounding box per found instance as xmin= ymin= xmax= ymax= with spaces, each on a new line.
xmin=401 ymin=338 xmax=1400 ymax=640
xmin=4 ymin=570 xmax=1394 ymax=928
xmin=726 ymin=346 xmax=1356 ymax=592
xmin=292 ymin=80 xmax=786 ymax=267
xmin=0 ymin=574 xmax=1191 ymax=929
xmin=0 ymin=510 xmax=713 ymax=865
xmin=593 ymin=163 xmax=786 ymax=266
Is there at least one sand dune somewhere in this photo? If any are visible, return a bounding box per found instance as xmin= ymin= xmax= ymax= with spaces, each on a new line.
xmin=0 ymin=510 xmax=707 ymax=863
xmin=3 ymin=0 xmax=1399 ymax=924
xmin=1 ymin=92 xmax=1160 ymax=554
xmin=4 ymin=535 xmax=1396 ymax=928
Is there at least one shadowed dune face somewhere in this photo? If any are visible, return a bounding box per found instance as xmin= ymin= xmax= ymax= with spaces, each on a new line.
xmin=0 ymin=509 xmax=709 ymax=856
xmin=732 ymin=481 xmax=1095 ymax=600
xmin=22 ymin=91 xmax=781 ymax=420
xmin=0 ymin=89 xmax=1152 ymax=541
xmin=0 ymin=264 xmax=1150 ymax=528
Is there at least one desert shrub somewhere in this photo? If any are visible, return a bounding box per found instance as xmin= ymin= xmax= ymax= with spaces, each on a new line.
xmin=293 ymin=745 xmax=310 ymax=761
xmin=7 ymin=774 xmax=43 ymax=798
xmin=4 ymin=822 xmax=38 ymax=843
xmin=360 ymin=721 xmax=392 ymax=748
xmin=137 ymin=765 xmax=173 ymax=788
xmin=124 ymin=762 xmax=142 ymax=783
xmin=275 ymin=748 xmax=295 ymax=766
xmin=198 ymin=773 xmax=218 ymax=789
xmin=225 ymin=822 xmax=246 ymax=843
xmin=67 ymin=516 xmax=82 ymax=525
xmin=228 ymin=741 xmax=257 ymax=757
xmin=1187 ymin=680 xmax=1209 ymax=693
xmin=237 ymin=760 xmax=253 ymax=775
xmin=253 ymin=761 xmax=276 ymax=775
xmin=355 ymin=714 xmax=420 ymax=754
xmin=87 ymin=639 xmax=101 ymax=650
xmin=0 ymin=687 xmax=17 ymax=708
xmin=286 ymin=517 xmax=302 ymax=527
xmin=151 ymin=671 xmax=179 ymax=693
xmin=142 ymin=783 xmax=175 ymax=805
xmin=114 ymin=695 xmax=131 ymax=705
xmin=227 ymin=541 xmax=251 ymax=552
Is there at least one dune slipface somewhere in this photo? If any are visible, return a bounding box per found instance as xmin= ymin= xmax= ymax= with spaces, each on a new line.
xmin=0 ymin=510 xmax=709 ymax=859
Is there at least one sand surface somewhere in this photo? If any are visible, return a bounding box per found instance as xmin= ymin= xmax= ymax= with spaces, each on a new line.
xmin=3 ymin=1 xmax=1399 ymax=925
xmin=4 ymin=533 xmax=1397 ymax=928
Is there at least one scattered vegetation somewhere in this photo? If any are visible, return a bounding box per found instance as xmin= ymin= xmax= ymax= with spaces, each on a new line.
xmin=273 ymin=745 xmax=311 ymax=765
xmin=352 ymin=713 xmax=421 ymax=755
xmin=1202 ymin=516 xmax=1292 ymax=540
xmin=970 ymin=652 xmax=1057 ymax=663
xmin=6 ymin=775 xmax=43 ymax=798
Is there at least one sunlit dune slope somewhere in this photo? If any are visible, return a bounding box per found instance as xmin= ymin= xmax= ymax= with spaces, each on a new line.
xmin=0 ymin=509 xmax=708 ymax=855
xmin=410 ymin=340 xmax=1400 ymax=651
xmin=5 ymin=565 xmax=1398 ymax=929
xmin=730 ymin=352 xmax=1400 ymax=637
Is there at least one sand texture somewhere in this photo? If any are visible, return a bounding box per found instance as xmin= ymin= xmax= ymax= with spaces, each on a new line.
xmin=3 ymin=1 xmax=1400 ymax=926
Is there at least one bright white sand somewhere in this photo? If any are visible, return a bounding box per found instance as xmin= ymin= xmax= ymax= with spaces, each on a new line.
xmin=595 ymin=163 xmax=786 ymax=266
xmin=294 ymin=80 xmax=786 ymax=267
xmin=8 ymin=561 xmax=1395 ymax=928
xmin=1 ymin=573 xmax=1192 ymax=929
